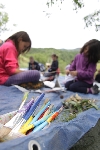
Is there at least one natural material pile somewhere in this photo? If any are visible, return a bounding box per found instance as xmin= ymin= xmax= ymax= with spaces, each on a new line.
xmin=61 ymin=94 xmax=98 ymax=122
xmin=19 ymin=81 xmax=44 ymax=89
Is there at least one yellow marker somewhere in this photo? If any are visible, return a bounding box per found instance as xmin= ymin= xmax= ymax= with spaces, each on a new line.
xmin=21 ymin=116 xmax=33 ymax=129
xmin=19 ymin=124 xmax=34 ymax=134
xmin=47 ymin=112 xmax=59 ymax=123
xmin=20 ymin=100 xmax=49 ymax=130
xmin=47 ymin=115 xmax=54 ymax=123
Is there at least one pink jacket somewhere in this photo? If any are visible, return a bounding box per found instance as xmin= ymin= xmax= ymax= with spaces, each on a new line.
xmin=0 ymin=40 xmax=19 ymax=84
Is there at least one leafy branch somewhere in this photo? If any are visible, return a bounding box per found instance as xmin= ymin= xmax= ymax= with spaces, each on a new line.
xmin=46 ymin=0 xmax=84 ymax=9
xmin=73 ymin=0 xmax=84 ymax=10
xmin=46 ymin=0 xmax=100 ymax=31
xmin=84 ymin=10 xmax=100 ymax=31
xmin=0 ymin=4 xmax=9 ymax=35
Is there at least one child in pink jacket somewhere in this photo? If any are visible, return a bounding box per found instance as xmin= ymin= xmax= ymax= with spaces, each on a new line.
xmin=0 ymin=31 xmax=40 ymax=86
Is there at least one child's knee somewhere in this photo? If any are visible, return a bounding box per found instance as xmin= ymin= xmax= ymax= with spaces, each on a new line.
xmin=65 ymin=82 xmax=69 ymax=88
xmin=34 ymin=70 xmax=40 ymax=80
xmin=65 ymin=81 xmax=71 ymax=88
xmin=69 ymin=84 xmax=77 ymax=92
xmin=29 ymin=70 xmax=40 ymax=81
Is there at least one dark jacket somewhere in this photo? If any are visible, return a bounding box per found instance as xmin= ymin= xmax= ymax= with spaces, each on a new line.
xmin=29 ymin=61 xmax=40 ymax=70
xmin=48 ymin=60 xmax=58 ymax=72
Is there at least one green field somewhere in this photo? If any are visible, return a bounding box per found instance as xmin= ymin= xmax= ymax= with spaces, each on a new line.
xmin=96 ymin=63 xmax=100 ymax=75
xmin=19 ymin=48 xmax=100 ymax=75
xmin=19 ymin=48 xmax=79 ymax=73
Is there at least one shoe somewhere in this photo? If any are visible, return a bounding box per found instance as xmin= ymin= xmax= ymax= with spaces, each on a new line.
xmin=91 ymin=84 xmax=99 ymax=94
xmin=19 ymin=81 xmax=44 ymax=90
xmin=93 ymin=84 xmax=99 ymax=89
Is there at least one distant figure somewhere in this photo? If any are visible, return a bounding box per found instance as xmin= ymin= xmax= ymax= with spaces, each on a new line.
xmin=43 ymin=54 xmax=59 ymax=81
xmin=48 ymin=54 xmax=58 ymax=72
xmin=95 ymin=70 xmax=100 ymax=83
xmin=55 ymin=55 xmax=60 ymax=76
xmin=0 ymin=39 xmax=3 ymax=46
xmin=29 ymin=57 xmax=40 ymax=71
xmin=44 ymin=54 xmax=58 ymax=77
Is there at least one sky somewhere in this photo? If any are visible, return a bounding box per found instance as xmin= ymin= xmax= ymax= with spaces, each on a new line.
xmin=0 ymin=0 xmax=100 ymax=49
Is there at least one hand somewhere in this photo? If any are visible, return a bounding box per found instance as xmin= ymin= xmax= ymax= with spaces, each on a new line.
xmin=14 ymin=68 xmax=23 ymax=74
xmin=65 ymin=70 xmax=70 ymax=75
xmin=32 ymin=64 xmax=35 ymax=69
xmin=69 ymin=71 xmax=77 ymax=76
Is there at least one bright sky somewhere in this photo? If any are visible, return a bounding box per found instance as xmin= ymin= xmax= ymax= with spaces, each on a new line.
xmin=0 ymin=0 xmax=100 ymax=49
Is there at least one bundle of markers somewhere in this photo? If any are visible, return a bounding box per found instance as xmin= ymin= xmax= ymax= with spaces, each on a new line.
xmin=0 ymin=92 xmax=63 ymax=142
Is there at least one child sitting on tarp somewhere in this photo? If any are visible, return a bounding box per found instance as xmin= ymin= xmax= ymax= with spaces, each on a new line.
xmin=28 ymin=57 xmax=40 ymax=71
xmin=64 ymin=39 xmax=100 ymax=94
xmin=0 ymin=31 xmax=43 ymax=89
xmin=43 ymin=54 xmax=58 ymax=81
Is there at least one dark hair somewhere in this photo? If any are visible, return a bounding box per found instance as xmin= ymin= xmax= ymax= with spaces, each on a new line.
xmin=51 ymin=54 xmax=58 ymax=58
xmin=30 ymin=56 xmax=34 ymax=59
xmin=80 ymin=39 xmax=100 ymax=63
xmin=5 ymin=31 xmax=31 ymax=53
xmin=56 ymin=56 xmax=58 ymax=59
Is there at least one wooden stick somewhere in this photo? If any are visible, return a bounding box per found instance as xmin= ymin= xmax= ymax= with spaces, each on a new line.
xmin=41 ymin=70 xmax=57 ymax=75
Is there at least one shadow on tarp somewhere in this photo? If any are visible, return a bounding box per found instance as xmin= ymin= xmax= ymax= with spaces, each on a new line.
xmin=0 ymin=76 xmax=100 ymax=150
xmin=70 ymin=119 xmax=100 ymax=150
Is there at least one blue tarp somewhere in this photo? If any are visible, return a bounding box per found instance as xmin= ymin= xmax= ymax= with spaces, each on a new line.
xmin=0 ymin=76 xmax=100 ymax=150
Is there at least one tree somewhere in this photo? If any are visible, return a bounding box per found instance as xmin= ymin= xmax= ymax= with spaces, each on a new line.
xmin=84 ymin=10 xmax=100 ymax=32
xmin=46 ymin=0 xmax=100 ymax=31
xmin=0 ymin=4 xmax=9 ymax=35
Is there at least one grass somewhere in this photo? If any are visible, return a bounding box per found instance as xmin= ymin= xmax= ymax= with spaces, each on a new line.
xmin=95 ymin=63 xmax=100 ymax=76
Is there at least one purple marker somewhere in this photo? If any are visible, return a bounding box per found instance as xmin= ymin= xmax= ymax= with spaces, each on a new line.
xmin=5 ymin=98 xmax=34 ymax=129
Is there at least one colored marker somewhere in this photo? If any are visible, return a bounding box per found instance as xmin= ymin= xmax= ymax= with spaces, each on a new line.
xmin=29 ymin=101 xmax=50 ymax=125
xmin=19 ymin=113 xmax=52 ymax=134
xmin=32 ymin=106 xmax=63 ymax=133
xmin=21 ymin=98 xmax=49 ymax=129
xmin=43 ymin=104 xmax=54 ymax=117
xmin=5 ymin=93 xmax=33 ymax=129
xmin=10 ymin=93 xmax=45 ymax=133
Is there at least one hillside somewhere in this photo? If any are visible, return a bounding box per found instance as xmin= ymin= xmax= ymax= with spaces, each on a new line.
xmin=19 ymin=48 xmax=79 ymax=73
